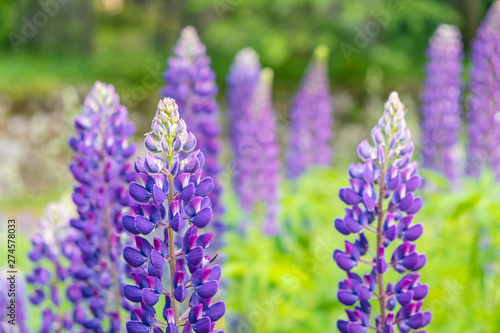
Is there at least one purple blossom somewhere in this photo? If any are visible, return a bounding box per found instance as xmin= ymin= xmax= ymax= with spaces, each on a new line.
xmin=420 ymin=24 xmax=463 ymax=179
xmin=286 ymin=45 xmax=333 ymax=178
xmin=226 ymin=48 xmax=261 ymax=211
xmin=226 ymin=54 xmax=281 ymax=234
xmin=68 ymin=81 xmax=137 ymax=331
xmin=122 ymin=98 xmax=225 ymax=333
xmin=467 ymin=1 xmax=500 ymax=178
xmin=26 ymin=202 xmax=79 ymax=332
xmin=334 ymin=93 xmax=431 ymax=332
xmin=162 ymin=26 xmax=224 ymax=236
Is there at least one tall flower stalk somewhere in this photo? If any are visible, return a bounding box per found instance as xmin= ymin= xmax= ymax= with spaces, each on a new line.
xmin=122 ymin=98 xmax=225 ymax=333
xmin=68 ymin=81 xmax=137 ymax=331
xmin=286 ymin=45 xmax=333 ymax=178
xmin=420 ymin=24 xmax=463 ymax=179
xmin=27 ymin=202 xmax=79 ymax=332
xmin=226 ymin=54 xmax=281 ymax=234
xmin=334 ymin=93 xmax=431 ymax=332
xmin=162 ymin=26 xmax=224 ymax=235
xmin=226 ymin=48 xmax=262 ymax=213
xmin=467 ymin=0 xmax=500 ymax=178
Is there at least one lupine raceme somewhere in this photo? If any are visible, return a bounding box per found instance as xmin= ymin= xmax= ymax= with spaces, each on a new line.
xmin=467 ymin=0 xmax=500 ymax=178
xmin=162 ymin=26 xmax=224 ymax=236
xmin=226 ymin=48 xmax=262 ymax=214
xmin=286 ymin=45 xmax=333 ymax=179
xmin=334 ymin=93 xmax=431 ymax=333
xmin=68 ymin=81 xmax=137 ymax=331
xmin=27 ymin=202 xmax=79 ymax=332
xmin=122 ymin=98 xmax=225 ymax=333
xmin=420 ymin=24 xmax=463 ymax=179
xmin=226 ymin=55 xmax=281 ymax=235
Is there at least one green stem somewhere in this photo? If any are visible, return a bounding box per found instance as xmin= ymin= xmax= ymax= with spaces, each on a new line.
xmin=376 ymin=161 xmax=387 ymax=329
xmin=166 ymin=154 xmax=181 ymax=326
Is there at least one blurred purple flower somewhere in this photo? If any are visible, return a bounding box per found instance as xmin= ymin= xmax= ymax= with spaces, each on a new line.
xmin=226 ymin=48 xmax=262 ymax=213
xmin=334 ymin=93 xmax=431 ymax=333
xmin=67 ymin=81 xmax=137 ymax=331
xmin=26 ymin=202 xmax=80 ymax=332
xmin=226 ymin=55 xmax=281 ymax=235
xmin=122 ymin=98 xmax=225 ymax=333
xmin=467 ymin=1 xmax=500 ymax=178
xmin=420 ymin=24 xmax=463 ymax=179
xmin=162 ymin=26 xmax=224 ymax=236
xmin=286 ymin=45 xmax=333 ymax=178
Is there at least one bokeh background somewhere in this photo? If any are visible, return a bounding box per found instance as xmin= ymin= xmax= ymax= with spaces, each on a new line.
xmin=1 ymin=0 xmax=500 ymax=332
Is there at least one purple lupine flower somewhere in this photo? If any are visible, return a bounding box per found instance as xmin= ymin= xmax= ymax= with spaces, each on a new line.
xmin=334 ymin=93 xmax=431 ymax=333
xmin=286 ymin=45 xmax=333 ymax=178
xmin=226 ymin=56 xmax=281 ymax=234
xmin=226 ymin=48 xmax=262 ymax=212
xmin=162 ymin=26 xmax=224 ymax=236
xmin=68 ymin=81 xmax=137 ymax=331
xmin=420 ymin=24 xmax=463 ymax=179
xmin=467 ymin=1 xmax=500 ymax=178
xmin=122 ymin=98 xmax=225 ymax=333
xmin=26 ymin=202 xmax=79 ymax=332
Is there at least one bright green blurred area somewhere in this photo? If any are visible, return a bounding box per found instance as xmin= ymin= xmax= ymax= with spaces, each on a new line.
xmin=223 ymin=168 xmax=500 ymax=332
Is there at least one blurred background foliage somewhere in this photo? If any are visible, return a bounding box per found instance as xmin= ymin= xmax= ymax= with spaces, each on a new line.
xmin=2 ymin=0 xmax=500 ymax=332
xmin=0 ymin=0 xmax=496 ymax=201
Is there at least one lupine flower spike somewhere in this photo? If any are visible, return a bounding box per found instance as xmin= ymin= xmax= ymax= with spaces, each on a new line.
xmin=226 ymin=53 xmax=281 ymax=235
xmin=123 ymin=98 xmax=225 ymax=333
xmin=226 ymin=48 xmax=262 ymax=213
xmin=27 ymin=202 xmax=79 ymax=332
xmin=254 ymin=68 xmax=281 ymax=235
xmin=467 ymin=0 xmax=500 ymax=178
xmin=68 ymin=81 xmax=137 ymax=331
xmin=420 ymin=24 xmax=463 ymax=179
xmin=162 ymin=26 xmax=224 ymax=236
xmin=286 ymin=45 xmax=333 ymax=178
xmin=334 ymin=93 xmax=431 ymax=333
